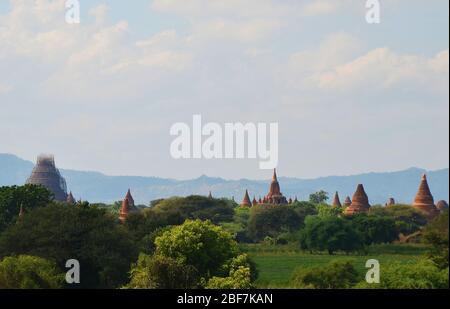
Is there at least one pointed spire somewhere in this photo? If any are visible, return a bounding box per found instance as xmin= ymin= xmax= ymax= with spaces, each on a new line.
xmin=272 ymin=168 xmax=278 ymax=181
xmin=208 ymin=191 xmax=213 ymax=199
xmin=413 ymin=173 xmax=438 ymax=218
xmin=344 ymin=184 xmax=370 ymax=215
xmin=67 ymin=191 xmax=76 ymax=205
xmin=294 ymin=196 xmax=298 ymax=203
xmin=119 ymin=198 xmax=129 ymax=223
xmin=125 ymin=189 xmax=135 ymax=207
xmin=344 ymin=196 xmax=352 ymax=207
xmin=252 ymin=196 xmax=258 ymax=206
xmin=241 ymin=190 xmax=252 ymax=207
xmin=332 ymin=191 xmax=342 ymax=208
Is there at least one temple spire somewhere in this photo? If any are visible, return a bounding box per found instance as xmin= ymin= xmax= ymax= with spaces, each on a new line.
xmin=332 ymin=191 xmax=342 ymax=208
xmin=241 ymin=190 xmax=252 ymax=207
xmin=413 ymin=174 xmax=438 ymax=218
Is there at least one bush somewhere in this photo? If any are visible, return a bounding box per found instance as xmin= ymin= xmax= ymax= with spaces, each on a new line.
xmin=423 ymin=211 xmax=449 ymax=269
xmin=299 ymin=216 xmax=365 ymax=254
xmin=291 ymin=260 xmax=359 ymax=289
xmin=126 ymin=254 xmax=199 ymax=289
xmin=356 ymin=259 xmax=449 ymax=289
xmin=348 ymin=214 xmax=398 ymax=245
xmin=206 ymin=254 xmax=256 ymax=289
xmin=248 ymin=205 xmax=301 ymax=241
xmin=0 ymin=255 xmax=64 ymax=289
xmin=155 ymin=219 xmax=239 ymax=279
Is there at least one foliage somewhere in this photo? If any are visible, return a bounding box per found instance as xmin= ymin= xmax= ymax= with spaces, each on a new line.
xmin=356 ymin=258 xmax=449 ymax=289
xmin=423 ymin=211 xmax=449 ymax=269
xmin=152 ymin=196 xmax=234 ymax=225
xmin=370 ymin=205 xmax=428 ymax=235
xmin=0 ymin=185 xmax=53 ymax=233
xmin=0 ymin=255 xmax=64 ymax=289
xmin=291 ymin=260 xmax=359 ymax=289
xmin=155 ymin=219 xmax=239 ymax=279
xmin=299 ymin=216 xmax=365 ymax=254
xmin=316 ymin=204 xmax=342 ymax=218
xmin=206 ymin=253 xmax=255 ymax=289
xmin=248 ymin=205 xmax=302 ymax=241
xmin=309 ymin=190 xmax=329 ymax=204
xmin=0 ymin=204 xmax=137 ymax=288
xmin=126 ymin=253 xmax=199 ymax=289
xmin=347 ymin=214 xmax=398 ymax=245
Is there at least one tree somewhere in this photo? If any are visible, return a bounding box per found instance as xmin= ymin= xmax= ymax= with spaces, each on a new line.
xmin=299 ymin=216 xmax=364 ymax=254
xmin=126 ymin=254 xmax=199 ymax=289
xmin=0 ymin=255 xmax=64 ymax=289
xmin=248 ymin=205 xmax=302 ymax=241
xmin=0 ymin=185 xmax=53 ymax=233
xmin=423 ymin=211 xmax=449 ymax=269
xmin=356 ymin=259 xmax=448 ymax=289
xmin=0 ymin=204 xmax=137 ymax=288
xmin=155 ymin=220 xmax=239 ymax=279
xmin=206 ymin=254 xmax=255 ymax=289
xmin=348 ymin=214 xmax=398 ymax=245
xmin=370 ymin=205 xmax=427 ymax=235
xmin=152 ymin=196 xmax=234 ymax=225
xmin=309 ymin=190 xmax=329 ymax=204
xmin=291 ymin=260 xmax=359 ymax=289
xmin=316 ymin=204 xmax=342 ymax=218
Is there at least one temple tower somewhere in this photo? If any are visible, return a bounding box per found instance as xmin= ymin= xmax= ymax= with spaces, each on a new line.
xmin=26 ymin=154 xmax=68 ymax=202
xmin=332 ymin=192 xmax=342 ymax=207
xmin=119 ymin=189 xmax=138 ymax=222
xmin=436 ymin=200 xmax=449 ymax=213
xmin=241 ymin=190 xmax=252 ymax=207
xmin=265 ymin=169 xmax=288 ymax=205
xmin=413 ymin=174 xmax=438 ymax=218
xmin=344 ymin=184 xmax=370 ymax=215
xmin=343 ymin=196 xmax=352 ymax=207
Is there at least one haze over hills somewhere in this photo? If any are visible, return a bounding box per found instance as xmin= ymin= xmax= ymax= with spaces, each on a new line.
xmin=0 ymin=153 xmax=448 ymax=205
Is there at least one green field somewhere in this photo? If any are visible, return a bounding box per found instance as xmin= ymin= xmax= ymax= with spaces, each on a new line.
xmin=240 ymin=243 xmax=430 ymax=288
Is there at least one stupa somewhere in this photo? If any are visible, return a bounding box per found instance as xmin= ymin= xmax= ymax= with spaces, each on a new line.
xmin=344 ymin=184 xmax=370 ymax=215
xmin=436 ymin=200 xmax=449 ymax=212
xmin=413 ymin=174 xmax=438 ymax=218
xmin=385 ymin=197 xmax=396 ymax=207
xmin=119 ymin=189 xmax=138 ymax=222
xmin=332 ymin=192 xmax=342 ymax=207
xmin=26 ymin=154 xmax=68 ymax=202
xmin=343 ymin=196 xmax=352 ymax=207
xmin=241 ymin=190 xmax=252 ymax=207
xmin=265 ymin=169 xmax=288 ymax=205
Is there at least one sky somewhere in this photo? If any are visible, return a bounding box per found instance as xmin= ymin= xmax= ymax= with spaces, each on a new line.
xmin=0 ymin=0 xmax=448 ymax=180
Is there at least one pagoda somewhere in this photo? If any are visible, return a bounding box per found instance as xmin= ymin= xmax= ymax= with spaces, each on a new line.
xmin=412 ymin=174 xmax=438 ymax=218
xmin=332 ymin=192 xmax=342 ymax=207
xmin=436 ymin=200 xmax=449 ymax=213
xmin=343 ymin=196 xmax=352 ymax=207
xmin=241 ymin=190 xmax=252 ymax=207
xmin=119 ymin=189 xmax=138 ymax=222
xmin=385 ymin=197 xmax=396 ymax=207
xmin=26 ymin=154 xmax=68 ymax=202
xmin=264 ymin=169 xmax=288 ymax=205
xmin=344 ymin=184 xmax=370 ymax=215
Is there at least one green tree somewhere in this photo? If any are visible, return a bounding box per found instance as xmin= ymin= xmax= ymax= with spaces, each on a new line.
xmin=0 ymin=185 xmax=53 ymax=233
xmin=126 ymin=254 xmax=199 ymax=289
xmin=0 ymin=204 xmax=137 ymax=288
xmin=152 ymin=196 xmax=234 ymax=225
xmin=356 ymin=259 xmax=448 ymax=289
xmin=309 ymin=190 xmax=329 ymax=204
xmin=0 ymin=255 xmax=64 ymax=289
xmin=370 ymin=205 xmax=428 ymax=235
xmin=317 ymin=204 xmax=342 ymax=218
xmin=155 ymin=219 xmax=239 ymax=279
xmin=291 ymin=260 xmax=359 ymax=289
xmin=248 ymin=205 xmax=302 ymax=241
xmin=299 ymin=216 xmax=364 ymax=254
xmin=423 ymin=211 xmax=449 ymax=269
xmin=348 ymin=214 xmax=398 ymax=245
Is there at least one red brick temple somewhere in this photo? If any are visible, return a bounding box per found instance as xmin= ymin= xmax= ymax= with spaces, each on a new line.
xmin=344 ymin=184 xmax=371 ymax=215
xmin=413 ymin=174 xmax=439 ymax=218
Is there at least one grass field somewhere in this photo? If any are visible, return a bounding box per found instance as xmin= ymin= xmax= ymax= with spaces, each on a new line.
xmin=240 ymin=243 xmax=430 ymax=288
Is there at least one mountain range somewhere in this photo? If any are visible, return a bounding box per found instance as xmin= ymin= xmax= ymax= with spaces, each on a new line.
xmin=0 ymin=153 xmax=448 ymax=205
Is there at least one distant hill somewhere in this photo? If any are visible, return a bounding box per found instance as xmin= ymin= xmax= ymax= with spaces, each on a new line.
xmin=0 ymin=153 xmax=448 ymax=205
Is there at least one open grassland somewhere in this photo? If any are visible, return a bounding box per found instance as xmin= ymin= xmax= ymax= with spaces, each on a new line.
xmin=240 ymin=243 xmax=430 ymax=288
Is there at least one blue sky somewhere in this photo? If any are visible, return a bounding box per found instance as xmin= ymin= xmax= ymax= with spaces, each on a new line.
xmin=0 ymin=0 xmax=448 ymax=180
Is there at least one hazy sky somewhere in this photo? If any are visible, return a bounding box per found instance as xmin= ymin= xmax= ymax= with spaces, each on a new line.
xmin=0 ymin=0 xmax=448 ymax=180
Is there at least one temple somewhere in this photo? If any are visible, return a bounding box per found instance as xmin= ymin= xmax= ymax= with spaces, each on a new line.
xmin=436 ymin=200 xmax=449 ymax=213
xmin=119 ymin=189 xmax=138 ymax=222
xmin=264 ymin=169 xmax=288 ymax=205
xmin=332 ymin=192 xmax=342 ymax=207
xmin=343 ymin=196 xmax=352 ymax=207
xmin=26 ymin=155 xmax=68 ymax=202
xmin=385 ymin=197 xmax=396 ymax=207
xmin=344 ymin=184 xmax=371 ymax=215
xmin=241 ymin=190 xmax=252 ymax=207
xmin=413 ymin=174 xmax=438 ymax=218
xmin=67 ymin=192 xmax=76 ymax=205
